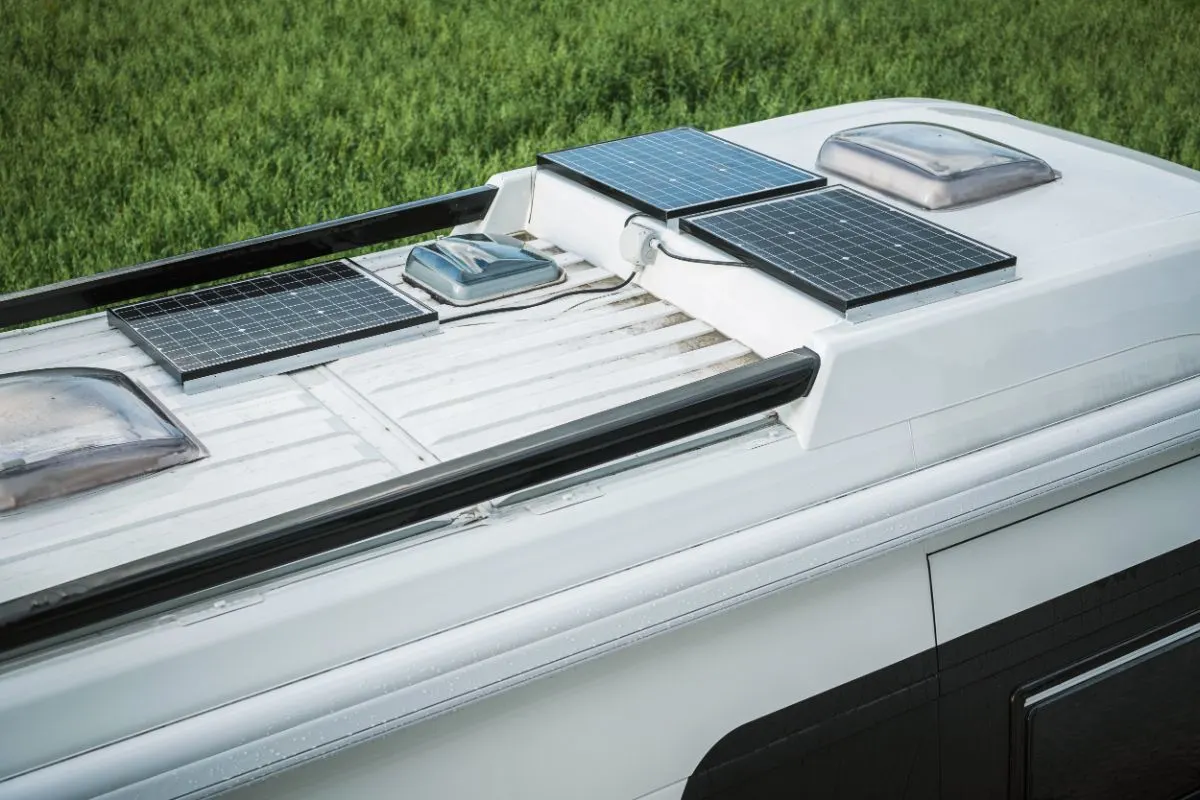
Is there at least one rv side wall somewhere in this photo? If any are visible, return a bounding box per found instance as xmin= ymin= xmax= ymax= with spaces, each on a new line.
xmin=227 ymin=543 xmax=937 ymax=800
xmin=227 ymin=454 xmax=1200 ymax=800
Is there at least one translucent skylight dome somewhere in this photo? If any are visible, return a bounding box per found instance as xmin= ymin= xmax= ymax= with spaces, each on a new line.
xmin=0 ymin=368 xmax=206 ymax=510
xmin=816 ymin=122 xmax=1058 ymax=210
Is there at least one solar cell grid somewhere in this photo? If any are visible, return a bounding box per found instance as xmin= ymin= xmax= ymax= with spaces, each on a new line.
xmin=537 ymin=127 xmax=826 ymax=219
xmin=680 ymin=186 xmax=1015 ymax=314
xmin=109 ymin=261 xmax=436 ymax=391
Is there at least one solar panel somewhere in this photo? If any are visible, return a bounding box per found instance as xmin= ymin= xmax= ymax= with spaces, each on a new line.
xmin=679 ymin=186 xmax=1016 ymax=318
xmin=537 ymin=127 xmax=826 ymax=220
xmin=109 ymin=261 xmax=437 ymax=392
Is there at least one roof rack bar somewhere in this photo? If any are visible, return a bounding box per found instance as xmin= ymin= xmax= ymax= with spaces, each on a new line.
xmin=0 ymin=347 xmax=820 ymax=658
xmin=0 ymin=185 xmax=498 ymax=328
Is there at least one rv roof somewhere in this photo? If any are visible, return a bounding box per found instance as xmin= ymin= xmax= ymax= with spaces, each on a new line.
xmin=1 ymin=97 xmax=1199 ymax=640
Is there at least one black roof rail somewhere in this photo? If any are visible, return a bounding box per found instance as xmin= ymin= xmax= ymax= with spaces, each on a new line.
xmin=0 ymin=185 xmax=498 ymax=328
xmin=0 ymin=347 xmax=820 ymax=658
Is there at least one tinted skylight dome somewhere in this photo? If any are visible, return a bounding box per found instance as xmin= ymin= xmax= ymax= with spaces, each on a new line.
xmin=0 ymin=368 xmax=206 ymax=510
xmin=816 ymin=122 xmax=1058 ymax=210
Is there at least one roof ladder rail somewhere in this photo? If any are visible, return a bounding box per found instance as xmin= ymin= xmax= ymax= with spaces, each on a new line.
xmin=0 ymin=185 xmax=499 ymax=328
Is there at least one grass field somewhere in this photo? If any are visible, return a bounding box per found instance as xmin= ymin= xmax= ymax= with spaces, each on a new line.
xmin=3 ymin=0 xmax=1199 ymax=296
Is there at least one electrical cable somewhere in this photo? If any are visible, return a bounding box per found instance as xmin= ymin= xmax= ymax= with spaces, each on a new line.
xmin=624 ymin=211 xmax=744 ymax=266
xmin=443 ymin=271 xmax=637 ymax=324
xmin=651 ymin=239 xmax=745 ymax=266
xmin=440 ymin=213 xmax=690 ymax=325
xmin=441 ymin=215 xmax=655 ymax=324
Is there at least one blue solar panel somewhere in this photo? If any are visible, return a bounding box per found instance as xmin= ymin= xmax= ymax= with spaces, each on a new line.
xmin=537 ymin=127 xmax=826 ymax=220
xmin=109 ymin=261 xmax=436 ymax=392
xmin=680 ymin=186 xmax=1016 ymax=314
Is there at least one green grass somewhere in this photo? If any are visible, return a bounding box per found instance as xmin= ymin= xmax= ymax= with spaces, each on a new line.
xmin=2 ymin=0 xmax=1199 ymax=296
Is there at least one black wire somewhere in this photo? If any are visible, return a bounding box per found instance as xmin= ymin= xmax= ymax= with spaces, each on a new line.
xmin=623 ymin=211 xmax=742 ymax=265
xmin=440 ymin=214 xmax=678 ymax=325
xmin=652 ymin=240 xmax=745 ymax=266
xmin=443 ymin=271 xmax=637 ymax=324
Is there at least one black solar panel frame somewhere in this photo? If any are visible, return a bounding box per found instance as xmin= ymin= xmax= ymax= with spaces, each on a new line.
xmin=679 ymin=185 xmax=1016 ymax=313
xmin=108 ymin=261 xmax=437 ymax=385
xmin=536 ymin=126 xmax=827 ymax=220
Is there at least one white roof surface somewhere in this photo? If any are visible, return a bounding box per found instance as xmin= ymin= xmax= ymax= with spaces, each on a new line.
xmin=3 ymin=97 xmax=1200 ymax=603
xmin=0 ymin=239 xmax=756 ymax=603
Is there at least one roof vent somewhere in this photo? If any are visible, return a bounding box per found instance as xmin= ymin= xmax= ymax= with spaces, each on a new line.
xmin=0 ymin=368 xmax=206 ymax=510
xmin=404 ymin=234 xmax=564 ymax=305
xmin=816 ymin=122 xmax=1058 ymax=210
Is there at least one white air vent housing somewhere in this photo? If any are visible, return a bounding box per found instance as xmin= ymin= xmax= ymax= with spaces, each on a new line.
xmin=816 ymin=122 xmax=1058 ymax=210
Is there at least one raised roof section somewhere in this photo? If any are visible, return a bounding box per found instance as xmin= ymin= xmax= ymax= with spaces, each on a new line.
xmin=527 ymin=98 xmax=1200 ymax=451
